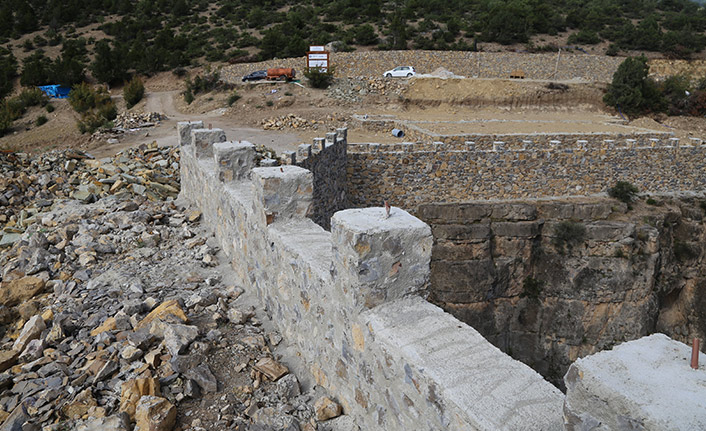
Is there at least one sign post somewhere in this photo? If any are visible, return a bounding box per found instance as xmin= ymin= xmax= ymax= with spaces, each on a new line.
xmin=307 ymin=45 xmax=330 ymax=72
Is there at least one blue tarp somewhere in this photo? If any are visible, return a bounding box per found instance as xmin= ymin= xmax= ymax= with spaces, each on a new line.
xmin=38 ymin=85 xmax=71 ymax=99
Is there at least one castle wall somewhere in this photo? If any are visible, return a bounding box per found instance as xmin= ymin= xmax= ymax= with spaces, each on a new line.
xmin=178 ymin=124 xmax=564 ymax=430
xmin=347 ymin=138 xmax=706 ymax=209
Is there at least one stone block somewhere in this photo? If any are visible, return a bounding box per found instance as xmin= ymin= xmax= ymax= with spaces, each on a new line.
xmin=331 ymin=207 xmax=432 ymax=309
xmin=297 ymin=144 xmax=312 ymax=161
xmin=336 ymin=127 xmax=348 ymax=141
xmin=281 ymin=151 xmax=296 ymax=165
xmin=430 ymin=259 xmax=498 ymax=303
xmin=191 ymin=128 xmax=226 ymax=159
xmin=177 ymin=121 xmax=203 ymax=147
xmin=313 ymin=138 xmax=325 ymax=153
xmin=213 ymin=141 xmax=255 ymax=183
xmin=492 ymin=221 xmax=542 ymax=238
xmin=564 ymin=334 xmax=706 ymax=431
xmin=431 ymin=223 xmax=490 ymax=241
xmin=325 ymin=132 xmax=337 ymax=147
xmin=252 ymin=166 xmax=313 ymax=221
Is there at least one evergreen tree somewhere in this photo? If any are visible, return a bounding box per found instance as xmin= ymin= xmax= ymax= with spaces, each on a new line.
xmin=0 ymin=48 xmax=17 ymax=100
xmin=603 ymin=56 xmax=666 ymax=116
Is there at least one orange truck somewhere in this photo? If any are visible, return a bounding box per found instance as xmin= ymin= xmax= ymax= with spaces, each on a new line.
xmin=266 ymin=68 xmax=296 ymax=81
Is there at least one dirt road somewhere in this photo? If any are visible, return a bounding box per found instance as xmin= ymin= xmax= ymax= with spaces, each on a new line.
xmin=91 ymin=90 xmax=307 ymax=158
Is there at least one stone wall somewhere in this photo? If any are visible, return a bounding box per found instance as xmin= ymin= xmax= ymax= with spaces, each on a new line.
xmin=222 ymin=51 xmax=625 ymax=83
xmin=347 ymin=138 xmax=706 ymax=209
xmin=178 ymin=123 xmax=564 ymax=430
xmin=291 ymin=129 xmax=348 ymax=230
xmin=417 ymin=197 xmax=706 ymax=389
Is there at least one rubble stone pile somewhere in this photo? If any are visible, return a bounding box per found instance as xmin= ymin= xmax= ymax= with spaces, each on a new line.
xmin=113 ymin=112 xmax=166 ymax=130
xmin=326 ymin=77 xmax=405 ymax=103
xmin=1 ymin=143 xmax=179 ymax=249
xmin=0 ymin=146 xmax=350 ymax=431
xmin=259 ymin=114 xmax=347 ymax=132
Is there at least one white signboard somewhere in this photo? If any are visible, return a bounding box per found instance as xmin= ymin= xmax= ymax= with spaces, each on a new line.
xmin=309 ymin=45 xmax=325 ymax=52
xmin=309 ymin=60 xmax=328 ymax=70
xmin=308 ymin=53 xmax=328 ymax=60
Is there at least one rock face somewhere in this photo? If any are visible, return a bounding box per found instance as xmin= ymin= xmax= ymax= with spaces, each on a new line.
xmin=419 ymin=197 xmax=706 ymax=388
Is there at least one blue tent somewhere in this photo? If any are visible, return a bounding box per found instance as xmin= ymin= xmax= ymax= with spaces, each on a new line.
xmin=38 ymin=85 xmax=71 ymax=99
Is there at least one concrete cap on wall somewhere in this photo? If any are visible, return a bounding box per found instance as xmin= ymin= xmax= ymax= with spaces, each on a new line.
xmin=213 ymin=141 xmax=255 ymax=183
xmin=177 ymin=121 xmax=204 ymax=147
xmin=564 ymin=333 xmax=706 ymax=430
xmin=330 ymin=207 xmax=432 ymax=309
xmin=252 ymin=166 xmax=313 ymax=222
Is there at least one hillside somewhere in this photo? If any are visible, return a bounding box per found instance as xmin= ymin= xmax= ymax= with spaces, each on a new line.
xmin=2 ymin=0 xmax=706 ymax=100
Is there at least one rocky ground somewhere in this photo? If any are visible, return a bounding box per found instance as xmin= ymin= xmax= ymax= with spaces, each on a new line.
xmin=0 ymin=147 xmax=354 ymax=431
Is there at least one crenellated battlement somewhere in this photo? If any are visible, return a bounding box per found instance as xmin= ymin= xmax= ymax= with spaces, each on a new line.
xmin=178 ymin=121 xmax=706 ymax=431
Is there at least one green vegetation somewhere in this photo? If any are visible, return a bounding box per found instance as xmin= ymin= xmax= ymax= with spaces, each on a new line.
xmin=304 ymin=67 xmax=335 ymax=89
xmin=69 ymin=83 xmax=116 ymax=133
xmin=227 ymin=91 xmax=241 ymax=106
xmin=123 ymin=76 xmax=145 ymax=109
xmin=520 ymin=277 xmax=545 ymax=301
xmin=35 ymin=115 xmax=47 ymax=126
xmin=1 ymin=0 xmax=706 ymax=88
xmin=604 ymin=56 xmax=706 ymax=117
xmin=552 ymin=220 xmax=587 ymax=254
xmin=0 ymin=88 xmax=48 ymax=136
xmin=0 ymin=47 xmax=16 ymax=100
xmin=608 ymin=181 xmax=639 ymax=204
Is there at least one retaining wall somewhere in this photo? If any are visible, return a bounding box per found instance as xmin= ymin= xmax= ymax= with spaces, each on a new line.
xmin=178 ymin=123 xmax=564 ymax=430
xmin=347 ymin=138 xmax=706 ymax=209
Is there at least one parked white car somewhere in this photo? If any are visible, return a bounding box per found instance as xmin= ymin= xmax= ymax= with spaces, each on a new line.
xmin=383 ymin=66 xmax=416 ymax=78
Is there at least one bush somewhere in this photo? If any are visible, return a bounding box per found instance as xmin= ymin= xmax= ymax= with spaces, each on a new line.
xmin=553 ymin=221 xmax=587 ymax=254
xmin=18 ymin=88 xmax=47 ymax=107
xmin=183 ymin=88 xmax=194 ymax=104
xmin=45 ymin=103 xmax=54 ymax=113
xmin=69 ymin=83 xmax=116 ymax=133
xmin=227 ymin=91 xmax=240 ymax=106
xmin=35 ymin=115 xmax=48 ymax=126
xmin=608 ymin=181 xmax=639 ymax=204
xmin=304 ymin=67 xmax=335 ymax=89
xmin=69 ymin=82 xmax=97 ymax=113
xmin=123 ymin=76 xmax=145 ymax=108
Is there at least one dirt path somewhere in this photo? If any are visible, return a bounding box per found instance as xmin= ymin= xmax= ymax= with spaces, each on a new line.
xmin=91 ymin=91 xmax=307 ymax=158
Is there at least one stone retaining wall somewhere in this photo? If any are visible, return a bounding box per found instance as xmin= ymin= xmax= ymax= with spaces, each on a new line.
xmin=222 ymin=51 xmax=696 ymax=85
xmin=178 ymin=122 xmax=564 ymax=430
xmin=222 ymin=51 xmax=624 ymax=83
xmin=347 ymin=139 xmax=706 ymax=209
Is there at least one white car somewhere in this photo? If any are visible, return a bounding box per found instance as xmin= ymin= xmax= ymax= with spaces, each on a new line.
xmin=383 ymin=66 xmax=416 ymax=78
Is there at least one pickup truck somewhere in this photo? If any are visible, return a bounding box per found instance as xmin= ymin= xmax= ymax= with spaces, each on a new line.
xmin=267 ymin=68 xmax=296 ymax=81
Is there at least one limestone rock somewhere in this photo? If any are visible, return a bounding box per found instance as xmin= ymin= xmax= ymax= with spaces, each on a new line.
xmin=120 ymin=378 xmax=161 ymax=420
xmin=90 ymin=317 xmax=117 ymax=337
xmin=13 ymin=315 xmax=46 ymax=353
xmin=18 ymin=339 xmax=44 ymax=363
xmin=134 ymin=396 xmax=176 ymax=431
xmin=62 ymin=388 xmax=98 ymax=420
xmin=254 ymin=357 xmax=289 ymax=381
xmin=0 ymin=350 xmax=18 ymax=373
xmin=184 ymin=364 xmax=217 ymax=393
xmin=135 ymin=300 xmax=188 ymax=330
xmin=0 ymin=277 xmax=45 ymax=306
xmin=159 ymin=323 xmax=199 ymax=357
xmin=314 ymin=397 xmax=342 ymax=421
xmin=74 ymin=412 xmax=131 ymax=431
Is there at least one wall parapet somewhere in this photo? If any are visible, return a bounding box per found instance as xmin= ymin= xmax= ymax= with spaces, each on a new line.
xmin=347 ymin=141 xmax=706 ymax=209
xmin=178 ymin=122 xmax=565 ymax=430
